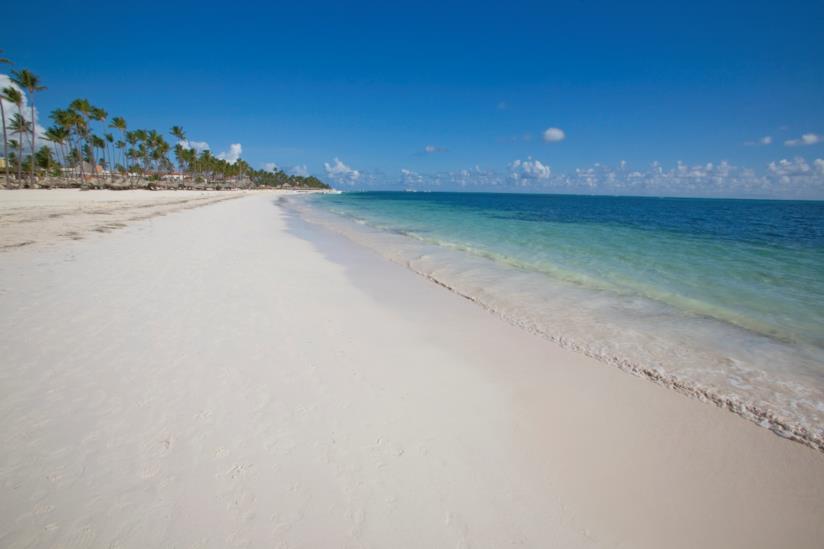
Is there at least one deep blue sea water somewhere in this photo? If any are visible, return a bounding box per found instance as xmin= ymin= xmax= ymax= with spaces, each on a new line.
xmin=291 ymin=191 xmax=824 ymax=449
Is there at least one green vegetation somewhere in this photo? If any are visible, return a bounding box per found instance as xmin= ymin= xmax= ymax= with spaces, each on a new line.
xmin=250 ymin=168 xmax=329 ymax=189
xmin=0 ymin=49 xmax=330 ymax=190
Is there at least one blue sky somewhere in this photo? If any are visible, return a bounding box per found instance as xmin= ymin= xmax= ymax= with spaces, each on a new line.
xmin=4 ymin=0 xmax=824 ymax=197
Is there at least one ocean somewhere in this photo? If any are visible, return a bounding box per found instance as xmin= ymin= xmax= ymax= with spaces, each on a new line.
xmin=287 ymin=191 xmax=824 ymax=450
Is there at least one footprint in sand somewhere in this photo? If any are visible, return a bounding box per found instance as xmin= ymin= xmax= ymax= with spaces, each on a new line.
xmin=33 ymin=503 xmax=55 ymax=516
xmin=62 ymin=524 xmax=97 ymax=548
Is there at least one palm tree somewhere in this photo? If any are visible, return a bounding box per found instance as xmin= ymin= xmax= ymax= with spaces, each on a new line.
xmin=109 ymin=116 xmax=127 ymax=170
xmin=0 ymin=94 xmax=8 ymax=183
xmin=153 ymin=136 xmax=170 ymax=179
xmin=174 ymin=143 xmax=185 ymax=177
xmin=170 ymin=126 xmax=186 ymax=177
xmin=8 ymin=139 xmax=20 ymax=178
xmin=115 ymin=139 xmax=126 ymax=176
xmin=92 ymin=134 xmax=106 ymax=175
xmin=0 ymin=51 xmax=12 ymax=184
xmin=44 ymin=125 xmax=69 ymax=178
xmin=50 ymin=107 xmax=83 ymax=182
xmin=9 ymin=113 xmax=31 ymax=183
xmin=35 ymin=146 xmax=55 ymax=174
xmin=132 ymin=129 xmax=148 ymax=173
xmin=68 ymin=99 xmax=94 ymax=180
xmin=90 ymin=107 xmax=107 ymax=179
xmin=183 ymin=147 xmax=196 ymax=178
xmin=3 ymin=88 xmax=24 ymax=182
xmin=104 ymin=132 xmax=115 ymax=181
xmin=170 ymin=125 xmax=185 ymax=142
xmin=10 ymin=69 xmax=46 ymax=186
xmin=125 ymin=130 xmax=139 ymax=186
xmin=199 ymin=149 xmax=212 ymax=181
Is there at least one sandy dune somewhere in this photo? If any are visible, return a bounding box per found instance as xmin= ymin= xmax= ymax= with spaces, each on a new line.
xmin=0 ymin=193 xmax=822 ymax=548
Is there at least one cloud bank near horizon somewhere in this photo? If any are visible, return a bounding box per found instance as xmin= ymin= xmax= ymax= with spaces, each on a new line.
xmin=329 ymin=157 xmax=824 ymax=199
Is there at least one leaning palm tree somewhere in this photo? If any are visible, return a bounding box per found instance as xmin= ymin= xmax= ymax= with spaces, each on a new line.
xmin=0 ymin=51 xmax=12 ymax=184
xmin=0 ymin=94 xmax=7 ymax=183
xmin=44 ymin=126 xmax=69 ymax=178
xmin=10 ymin=69 xmax=46 ymax=186
xmin=7 ymin=139 xmax=20 ymax=179
xmin=3 ymin=88 xmax=25 ymax=182
xmin=9 ymin=113 xmax=31 ymax=183
xmin=50 ymin=107 xmax=84 ymax=182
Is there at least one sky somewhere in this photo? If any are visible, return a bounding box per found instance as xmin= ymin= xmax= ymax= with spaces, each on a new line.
xmin=3 ymin=0 xmax=824 ymax=197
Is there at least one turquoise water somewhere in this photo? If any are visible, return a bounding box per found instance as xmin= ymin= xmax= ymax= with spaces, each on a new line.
xmin=290 ymin=192 xmax=824 ymax=449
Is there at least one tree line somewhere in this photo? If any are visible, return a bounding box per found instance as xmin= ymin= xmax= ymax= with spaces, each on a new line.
xmin=0 ymin=50 xmax=329 ymax=190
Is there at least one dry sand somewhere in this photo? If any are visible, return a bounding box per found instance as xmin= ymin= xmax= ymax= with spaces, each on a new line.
xmin=0 ymin=192 xmax=822 ymax=548
xmin=0 ymin=189 xmax=246 ymax=252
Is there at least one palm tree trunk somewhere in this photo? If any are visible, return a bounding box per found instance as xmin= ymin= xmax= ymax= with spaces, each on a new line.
xmin=62 ymin=142 xmax=69 ymax=183
xmin=16 ymin=132 xmax=22 ymax=181
xmin=29 ymin=103 xmax=36 ymax=185
xmin=76 ymin=136 xmax=85 ymax=183
xmin=108 ymin=142 xmax=114 ymax=181
xmin=87 ymin=138 xmax=96 ymax=183
xmin=50 ymin=142 xmax=59 ymax=177
xmin=0 ymin=99 xmax=8 ymax=185
xmin=55 ymin=143 xmax=64 ymax=180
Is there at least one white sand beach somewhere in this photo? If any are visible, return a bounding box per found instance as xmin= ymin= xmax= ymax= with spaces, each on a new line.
xmin=1 ymin=191 xmax=823 ymax=548
xmin=0 ymin=189 xmax=247 ymax=251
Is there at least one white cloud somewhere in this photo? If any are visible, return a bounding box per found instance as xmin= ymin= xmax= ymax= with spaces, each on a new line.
xmin=179 ymin=139 xmax=210 ymax=153
xmin=400 ymin=168 xmax=424 ymax=186
xmin=324 ymin=157 xmax=360 ymax=184
xmin=785 ymin=133 xmax=822 ymax=147
xmin=289 ymin=164 xmax=309 ymax=177
xmin=423 ymin=144 xmax=447 ymax=154
xmin=216 ymin=143 xmax=242 ymax=164
xmin=746 ymin=135 xmax=773 ymax=146
xmin=768 ymin=157 xmax=811 ymax=177
xmin=542 ymin=127 xmax=566 ymax=142
xmin=262 ymin=162 xmax=279 ymax=173
xmin=374 ymin=158 xmax=824 ymax=199
xmin=497 ymin=100 xmax=509 ymax=111
xmin=510 ymin=158 xmax=552 ymax=182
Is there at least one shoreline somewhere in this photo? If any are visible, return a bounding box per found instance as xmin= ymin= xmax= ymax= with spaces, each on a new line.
xmin=286 ymin=194 xmax=824 ymax=452
xmin=1 ymin=194 xmax=822 ymax=547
